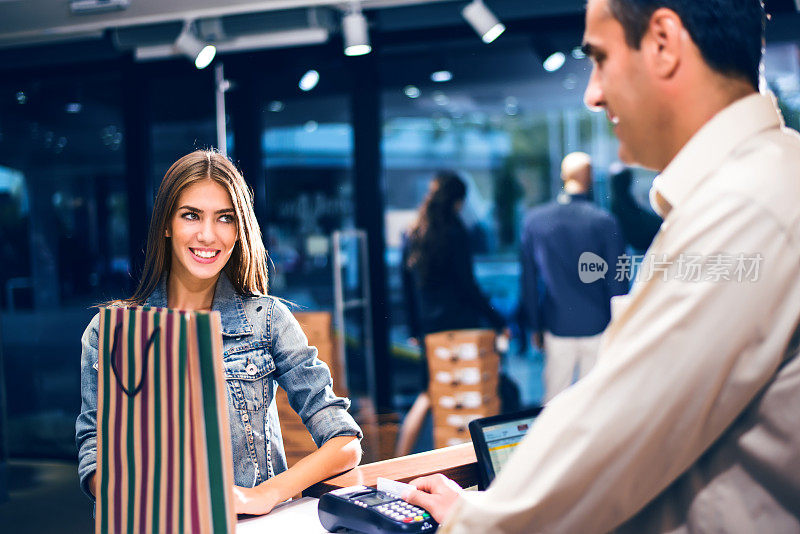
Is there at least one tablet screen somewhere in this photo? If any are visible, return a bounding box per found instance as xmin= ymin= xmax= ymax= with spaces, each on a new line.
xmin=469 ymin=406 xmax=542 ymax=489
xmin=482 ymin=417 xmax=537 ymax=475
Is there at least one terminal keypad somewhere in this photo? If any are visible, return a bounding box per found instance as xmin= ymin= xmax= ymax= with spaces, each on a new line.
xmin=375 ymin=500 xmax=431 ymax=523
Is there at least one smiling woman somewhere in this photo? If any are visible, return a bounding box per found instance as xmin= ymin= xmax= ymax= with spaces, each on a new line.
xmin=125 ymin=151 xmax=270 ymax=309
xmin=165 ymin=180 xmax=239 ymax=309
xmin=75 ymin=150 xmax=363 ymax=516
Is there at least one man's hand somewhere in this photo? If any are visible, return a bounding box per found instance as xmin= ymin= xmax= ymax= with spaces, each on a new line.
xmin=402 ymin=474 xmax=464 ymax=524
xmin=232 ymin=483 xmax=283 ymax=516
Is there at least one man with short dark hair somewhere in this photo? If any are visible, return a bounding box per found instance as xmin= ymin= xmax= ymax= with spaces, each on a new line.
xmin=403 ymin=0 xmax=800 ymax=531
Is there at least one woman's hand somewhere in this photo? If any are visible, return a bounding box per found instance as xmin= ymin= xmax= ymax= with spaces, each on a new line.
xmin=232 ymin=482 xmax=284 ymax=516
xmin=232 ymin=436 xmax=361 ymax=516
xmin=87 ymin=473 xmax=97 ymax=496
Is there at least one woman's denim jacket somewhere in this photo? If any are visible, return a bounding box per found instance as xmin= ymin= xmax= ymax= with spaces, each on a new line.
xmin=75 ymin=272 xmax=362 ymax=498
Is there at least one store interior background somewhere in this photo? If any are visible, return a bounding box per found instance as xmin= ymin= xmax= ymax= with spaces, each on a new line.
xmin=1 ymin=0 xmax=800 ymax=530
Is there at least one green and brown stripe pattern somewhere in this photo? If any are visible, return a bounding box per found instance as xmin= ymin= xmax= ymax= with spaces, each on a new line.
xmin=96 ymin=306 xmax=235 ymax=534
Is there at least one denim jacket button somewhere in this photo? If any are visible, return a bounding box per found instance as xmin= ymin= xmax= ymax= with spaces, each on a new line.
xmin=246 ymin=363 xmax=258 ymax=376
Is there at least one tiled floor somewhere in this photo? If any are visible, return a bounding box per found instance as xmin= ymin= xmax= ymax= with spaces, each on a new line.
xmin=0 ymin=460 xmax=93 ymax=534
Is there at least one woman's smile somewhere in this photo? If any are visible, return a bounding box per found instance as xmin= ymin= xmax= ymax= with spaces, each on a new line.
xmin=189 ymin=247 xmax=221 ymax=263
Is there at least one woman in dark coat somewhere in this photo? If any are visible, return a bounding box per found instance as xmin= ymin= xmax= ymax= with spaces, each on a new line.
xmin=402 ymin=171 xmax=505 ymax=342
xmin=396 ymin=171 xmax=512 ymax=455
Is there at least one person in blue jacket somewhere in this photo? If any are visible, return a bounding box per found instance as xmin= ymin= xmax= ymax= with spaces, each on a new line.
xmin=520 ymin=152 xmax=628 ymax=401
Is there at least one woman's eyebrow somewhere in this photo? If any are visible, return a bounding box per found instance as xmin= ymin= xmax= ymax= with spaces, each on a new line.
xmin=177 ymin=205 xmax=234 ymax=214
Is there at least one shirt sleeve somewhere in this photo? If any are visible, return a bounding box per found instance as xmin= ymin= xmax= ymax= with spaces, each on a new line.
xmin=519 ymin=221 xmax=542 ymax=333
xmin=400 ymin=236 xmax=423 ymax=340
xmin=75 ymin=312 xmax=101 ymax=502
xmin=269 ymin=298 xmax=363 ymax=448
xmin=451 ymin=225 xmax=506 ymax=331
xmin=440 ymin=192 xmax=800 ymax=533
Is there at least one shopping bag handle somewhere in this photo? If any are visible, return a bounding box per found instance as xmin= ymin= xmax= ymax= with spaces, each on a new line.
xmin=110 ymin=323 xmax=160 ymax=397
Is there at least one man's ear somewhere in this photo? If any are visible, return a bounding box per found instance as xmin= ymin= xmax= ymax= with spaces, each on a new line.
xmin=642 ymin=8 xmax=684 ymax=79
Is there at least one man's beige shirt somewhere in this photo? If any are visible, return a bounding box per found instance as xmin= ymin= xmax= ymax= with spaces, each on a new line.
xmin=441 ymin=93 xmax=800 ymax=533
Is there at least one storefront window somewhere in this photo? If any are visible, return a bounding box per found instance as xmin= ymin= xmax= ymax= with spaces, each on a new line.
xmin=766 ymin=43 xmax=800 ymax=132
xmin=149 ymin=71 xmax=218 ymax=205
xmin=260 ymin=94 xmax=355 ymax=309
xmin=0 ymin=73 xmax=128 ymax=457
xmin=380 ymin=36 xmax=621 ymax=406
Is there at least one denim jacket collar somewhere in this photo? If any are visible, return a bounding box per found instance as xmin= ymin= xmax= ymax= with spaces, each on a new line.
xmin=144 ymin=271 xmax=253 ymax=337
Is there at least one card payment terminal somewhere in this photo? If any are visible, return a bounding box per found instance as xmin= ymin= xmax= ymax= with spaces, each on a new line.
xmin=318 ymin=485 xmax=438 ymax=533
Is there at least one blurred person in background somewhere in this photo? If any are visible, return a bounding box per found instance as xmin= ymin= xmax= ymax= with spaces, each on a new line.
xmin=397 ymin=171 xmax=514 ymax=456
xmin=520 ymin=152 xmax=627 ymax=401
xmin=609 ymin=165 xmax=662 ymax=254
xmin=402 ymin=171 xmax=507 ymax=345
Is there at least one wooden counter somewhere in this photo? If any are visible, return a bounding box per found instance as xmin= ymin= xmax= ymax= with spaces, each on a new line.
xmin=304 ymin=443 xmax=478 ymax=498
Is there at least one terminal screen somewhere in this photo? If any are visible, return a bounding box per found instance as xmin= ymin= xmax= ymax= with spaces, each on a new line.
xmin=358 ymin=492 xmax=396 ymax=507
xmin=482 ymin=416 xmax=537 ymax=475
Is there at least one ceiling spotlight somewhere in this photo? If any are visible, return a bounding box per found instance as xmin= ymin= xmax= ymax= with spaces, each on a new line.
xmin=175 ymin=23 xmax=216 ymax=69
xmin=342 ymin=4 xmax=371 ymax=56
xmin=299 ymin=69 xmax=320 ymax=92
xmin=462 ymin=0 xmax=506 ymax=44
xmin=404 ymin=85 xmax=421 ymax=98
xmin=504 ymin=96 xmax=518 ymax=116
xmin=436 ymin=117 xmax=452 ymax=130
xmin=571 ymin=46 xmax=586 ymax=60
xmin=543 ymin=51 xmax=566 ymax=72
xmin=431 ymin=70 xmax=453 ymax=83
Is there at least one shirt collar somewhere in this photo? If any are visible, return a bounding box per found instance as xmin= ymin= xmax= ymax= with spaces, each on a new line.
xmin=649 ymin=91 xmax=784 ymax=217
xmin=557 ymin=191 xmax=592 ymax=204
xmin=144 ymin=270 xmax=253 ymax=336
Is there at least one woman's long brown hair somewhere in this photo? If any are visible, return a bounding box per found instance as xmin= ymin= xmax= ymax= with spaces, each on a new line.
xmin=121 ymin=150 xmax=269 ymax=305
xmin=406 ymin=170 xmax=467 ymax=287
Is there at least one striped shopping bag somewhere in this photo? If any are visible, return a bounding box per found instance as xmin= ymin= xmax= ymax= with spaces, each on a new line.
xmin=95 ymin=306 xmax=235 ymax=534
